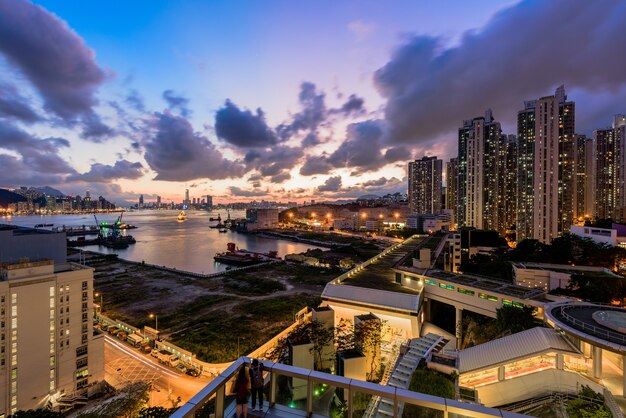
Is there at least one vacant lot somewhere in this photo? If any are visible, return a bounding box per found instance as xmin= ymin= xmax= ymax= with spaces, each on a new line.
xmin=89 ymin=255 xmax=336 ymax=362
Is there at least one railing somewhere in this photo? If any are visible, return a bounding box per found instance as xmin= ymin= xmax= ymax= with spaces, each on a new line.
xmin=171 ymin=357 xmax=529 ymax=418
xmin=559 ymin=304 xmax=626 ymax=346
xmin=603 ymin=388 xmax=625 ymax=418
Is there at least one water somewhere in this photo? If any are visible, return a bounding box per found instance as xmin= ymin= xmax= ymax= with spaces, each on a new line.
xmin=1 ymin=210 xmax=321 ymax=274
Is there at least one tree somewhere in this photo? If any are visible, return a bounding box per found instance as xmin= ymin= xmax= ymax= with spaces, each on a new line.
xmin=355 ymin=318 xmax=388 ymax=381
xmin=10 ymin=410 xmax=64 ymax=418
xmin=308 ymin=320 xmax=334 ymax=371
xmin=335 ymin=318 xmax=357 ymax=353
xmin=136 ymin=407 xmax=177 ymax=418
xmin=495 ymin=305 xmax=537 ymax=335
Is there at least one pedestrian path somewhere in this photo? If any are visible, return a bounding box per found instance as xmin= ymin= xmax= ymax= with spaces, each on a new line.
xmin=365 ymin=333 xmax=446 ymax=418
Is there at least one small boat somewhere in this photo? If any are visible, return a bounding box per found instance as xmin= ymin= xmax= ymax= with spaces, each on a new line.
xmin=35 ymin=223 xmax=53 ymax=228
xmin=209 ymin=215 xmax=221 ymax=222
xmin=209 ymin=223 xmax=225 ymax=229
xmin=177 ymin=211 xmax=187 ymax=222
xmin=218 ymin=228 xmax=228 ymax=233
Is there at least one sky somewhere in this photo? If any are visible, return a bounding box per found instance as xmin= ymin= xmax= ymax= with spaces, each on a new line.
xmin=0 ymin=0 xmax=625 ymax=205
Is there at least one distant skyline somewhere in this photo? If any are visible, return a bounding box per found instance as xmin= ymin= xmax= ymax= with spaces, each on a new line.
xmin=1 ymin=0 xmax=625 ymax=205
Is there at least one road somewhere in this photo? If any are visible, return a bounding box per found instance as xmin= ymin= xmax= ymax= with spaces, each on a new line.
xmin=104 ymin=335 xmax=211 ymax=409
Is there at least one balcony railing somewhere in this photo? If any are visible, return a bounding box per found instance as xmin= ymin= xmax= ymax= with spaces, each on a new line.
xmin=171 ymin=357 xmax=528 ymax=418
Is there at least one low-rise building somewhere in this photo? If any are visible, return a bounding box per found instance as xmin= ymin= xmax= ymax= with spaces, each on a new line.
xmin=512 ymin=262 xmax=622 ymax=291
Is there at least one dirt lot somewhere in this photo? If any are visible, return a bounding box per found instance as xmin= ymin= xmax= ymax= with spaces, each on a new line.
xmin=87 ymin=254 xmax=336 ymax=362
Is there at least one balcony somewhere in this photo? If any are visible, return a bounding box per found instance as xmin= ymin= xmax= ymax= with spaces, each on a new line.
xmin=171 ymin=357 xmax=527 ymax=418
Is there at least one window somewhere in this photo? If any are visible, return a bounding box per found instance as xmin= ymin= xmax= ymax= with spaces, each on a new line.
xmin=502 ymin=299 xmax=525 ymax=309
xmin=424 ymin=279 xmax=437 ymax=286
xmin=76 ymin=346 xmax=88 ymax=357
xmin=439 ymin=283 xmax=454 ymax=291
xmin=76 ymin=369 xmax=89 ymax=378
xmin=478 ymin=293 xmax=498 ymax=302
xmin=458 ymin=288 xmax=475 ymax=296
xmin=76 ymin=358 xmax=88 ymax=368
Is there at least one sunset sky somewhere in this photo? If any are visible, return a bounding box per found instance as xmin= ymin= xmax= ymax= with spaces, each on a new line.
xmin=1 ymin=0 xmax=625 ymax=205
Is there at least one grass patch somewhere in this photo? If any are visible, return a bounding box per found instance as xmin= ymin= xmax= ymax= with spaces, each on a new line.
xmin=403 ymin=365 xmax=455 ymax=418
xmin=171 ymin=293 xmax=322 ymax=362
xmin=223 ymin=275 xmax=286 ymax=295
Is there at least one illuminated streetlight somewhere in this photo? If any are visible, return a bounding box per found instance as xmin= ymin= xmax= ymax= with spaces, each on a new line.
xmin=94 ymin=292 xmax=103 ymax=314
xmin=149 ymin=313 xmax=158 ymax=338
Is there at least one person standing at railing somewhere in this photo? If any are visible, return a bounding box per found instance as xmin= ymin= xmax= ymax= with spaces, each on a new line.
xmin=249 ymin=358 xmax=265 ymax=411
xmin=231 ymin=367 xmax=250 ymax=418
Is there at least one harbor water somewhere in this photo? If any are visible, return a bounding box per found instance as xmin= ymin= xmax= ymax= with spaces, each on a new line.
xmin=1 ymin=210 xmax=321 ymax=274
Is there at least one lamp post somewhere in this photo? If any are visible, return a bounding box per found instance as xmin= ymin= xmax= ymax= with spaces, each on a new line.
xmin=94 ymin=292 xmax=103 ymax=314
xmin=149 ymin=313 xmax=158 ymax=340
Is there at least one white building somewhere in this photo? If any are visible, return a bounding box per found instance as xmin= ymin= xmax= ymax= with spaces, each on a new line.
xmin=512 ymin=261 xmax=621 ymax=291
xmin=570 ymin=225 xmax=617 ymax=246
xmin=0 ymin=260 xmax=104 ymax=415
xmin=0 ymin=226 xmax=104 ymax=416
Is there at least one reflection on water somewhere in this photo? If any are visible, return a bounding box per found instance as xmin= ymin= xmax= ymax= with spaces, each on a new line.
xmin=2 ymin=210 xmax=321 ymax=274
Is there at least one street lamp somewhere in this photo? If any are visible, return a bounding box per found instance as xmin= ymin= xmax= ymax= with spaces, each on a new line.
xmin=94 ymin=292 xmax=103 ymax=314
xmin=149 ymin=313 xmax=158 ymax=339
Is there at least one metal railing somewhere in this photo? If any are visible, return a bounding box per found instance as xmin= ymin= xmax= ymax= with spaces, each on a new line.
xmin=559 ymin=304 xmax=626 ymax=346
xmin=171 ymin=357 xmax=528 ymax=418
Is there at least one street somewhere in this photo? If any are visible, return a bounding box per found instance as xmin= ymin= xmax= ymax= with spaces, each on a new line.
xmin=104 ymin=335 xmax=211 ymax=409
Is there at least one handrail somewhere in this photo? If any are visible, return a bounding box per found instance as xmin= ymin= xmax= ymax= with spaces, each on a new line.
xmin=170 ymin=357 xmax=528 ymax=418
xmin=559 ymin=304 xmax=626 ymax=346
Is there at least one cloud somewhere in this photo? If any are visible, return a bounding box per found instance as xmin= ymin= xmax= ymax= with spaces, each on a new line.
xmin=374 ymin=0 xmax=626 ymax=144
xmin=80 ymin=112 xmax=114 ymax=141
xmin=244 ymin=146 xmax=302 ymax=178
xmin=144 ymin=111 xmax=246 ymax=181
xmin=333 ymin=94 xmax=365 ymax=116
xmin=0 ymin=120 xmax=76 ymax=176
xmin=228 ymin=186 xmax=268 ymax=197
xmin=68 ymin=160 xmax=144 ymax=183
xmin=0 ymin=82 xmax=41 ymax=123
xmin=162 ymin=89 xmax=191 ymax=117
xmin=317 ymin=175 xmax=343 ymax=192
xmin=270 ymin=171 xmax=291 ymax=183
xmin=215 ymin=100 xmax=278 ymax=148
xmin=299 ymin=155 xmax=334 ymax=176
xmin=0 ymin=0 xmax=107 ymax=120
xmin=0 ymin=154 xmax=66 ymax=187
xmin=277 ymin=82 xmax=327 ymax=140
xmin=125 ymin=89 xmax=145 ymax=112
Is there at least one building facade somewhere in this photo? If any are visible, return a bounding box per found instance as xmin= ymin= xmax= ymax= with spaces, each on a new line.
xmin=408 ymin=156 xmax=442 ymax=215
xmin=445 ymin=158 xmax=458 ymax=218
xmin=516 ymin=86 xmax=576 ymax=244
xmin=575 ymin=134 xmax=594 ymax=221
xmin=0 ymin=226 xmax=103 ymax=416
xmin=593 ymin=115 xmax=626 ymax=221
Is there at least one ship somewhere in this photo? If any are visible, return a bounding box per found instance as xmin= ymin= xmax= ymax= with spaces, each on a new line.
xmin=209 ymin=215 xmax=221 ymax=222
xmin=213 ymin=242 xmax=281 ymax=266
xmin=177 ymin=211 xmax=187 ymax=222
xmin=218 ymin=228 xmax=228 ymax=233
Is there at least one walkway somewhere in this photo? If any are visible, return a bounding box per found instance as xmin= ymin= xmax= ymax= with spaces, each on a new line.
xmin=366 ymin=333 xmax=446 ymax=417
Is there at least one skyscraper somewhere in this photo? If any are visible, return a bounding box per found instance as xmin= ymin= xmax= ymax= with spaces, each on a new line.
xmin=457 ymin=110 xmax=506 ymax=231
xmin=496 ymin=135 xmax=517 ymax=233
xmin=445 ymin=158 xmax=458 ymax=213
xmin=516 ymin=86 xmax=576 ymax=244
xmin=574 ymin=134 xmax=594 ymax=221
xmin=206 ymin=195 xmax=213 ymax=208
xmin=138 ymin=194 xmax=144 ymax=208
xmin=408 ymin=156 xmax=442 ymax=215
xmin=593 ymin=115 xmax=626 ymax=221
xmin=184 ymin=189 xmax=190 ymax=206
xmin=156 ymin=195 xmax=162 ymax=207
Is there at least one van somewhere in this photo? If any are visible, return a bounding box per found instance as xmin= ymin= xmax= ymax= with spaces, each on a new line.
xmin=150 ymin=349 xmax=160 ymax=358
xmin=108 ymin=327 xmax=120 ymax=336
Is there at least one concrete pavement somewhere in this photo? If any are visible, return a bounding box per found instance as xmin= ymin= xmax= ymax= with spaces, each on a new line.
xmin=104 ymin=335 xmax=211 ymax=409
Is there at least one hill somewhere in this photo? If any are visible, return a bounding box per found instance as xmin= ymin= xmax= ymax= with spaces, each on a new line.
xmin=0 ymin=189 xmax=27 ymax=208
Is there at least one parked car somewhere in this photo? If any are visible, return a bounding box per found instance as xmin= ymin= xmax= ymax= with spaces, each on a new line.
xmin=176 ymin=363 xmax=187 ymax=373
xmin=150 ymin=349 xmax=160 ymax=358
xmin=108 ymin=327 xmax=120 ymax=336
xmin=186 ymin=368 xmax=201 ymax=377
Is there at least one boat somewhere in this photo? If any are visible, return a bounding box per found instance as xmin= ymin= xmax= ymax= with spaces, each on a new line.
xmin=218 ymin=228 xmax=228 ymax=233
xmin=213 ymin=243 xmax=281 ymax=266
xmin=209 ymin=223 xmax=225 ymax=229
xmin=35 ymin=223 xmax=53 ymax=228
xmin=209 ymin=215 xmax=221 ymax=222
xmin=177 ymin=211 xmax=187 ymax=222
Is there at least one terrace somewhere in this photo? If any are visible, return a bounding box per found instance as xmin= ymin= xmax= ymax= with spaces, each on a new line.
xmin=171 ymin=357 xmax=527 ymax=418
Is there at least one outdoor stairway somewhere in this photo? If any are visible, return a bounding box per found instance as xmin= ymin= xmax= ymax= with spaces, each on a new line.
xmin=364 ymin=333 xmax=445 ymax=418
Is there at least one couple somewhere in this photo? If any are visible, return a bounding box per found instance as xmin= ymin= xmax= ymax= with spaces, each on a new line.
xmin=232 ymin=358 xmax=264 ymax=418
